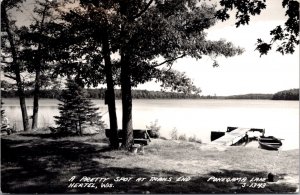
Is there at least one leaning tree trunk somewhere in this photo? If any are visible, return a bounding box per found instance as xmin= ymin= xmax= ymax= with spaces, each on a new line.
xmin=120 ymin=54 xmax=134 ymax=149
xmin=102 ymin=27 xmax=119 ymax=149
xmin=18 ymin=85 xmax=30 ymax=131
xmin=2 ymin=5 xmax=30 ymax=131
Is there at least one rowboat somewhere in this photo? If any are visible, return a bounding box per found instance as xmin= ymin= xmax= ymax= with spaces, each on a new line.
xmin=258 ymin=136 xmax=282 ymax=150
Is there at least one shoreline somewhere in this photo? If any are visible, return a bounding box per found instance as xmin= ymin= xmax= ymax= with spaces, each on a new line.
xmin=2 ymin=97 xmax=299 ymax=101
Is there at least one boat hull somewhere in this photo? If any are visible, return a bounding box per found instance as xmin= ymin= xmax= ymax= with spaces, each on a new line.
xmin=259 ymin=136 xmax=282 ymax=150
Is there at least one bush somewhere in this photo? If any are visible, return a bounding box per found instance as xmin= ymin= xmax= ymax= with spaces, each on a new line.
xmin=146 ymin=119 xmax=161 ymax=138
xmin=188 ymin=135 xmax=202 ymax=143
xmin=170 ymin=127 xmax=178 ymax=140
xmin=178 ymin=134 xmax=187 ymax=141
xmin=188 ymin=134 xmax=197 ymax=142
xmin=169 ymin=129 xmax=202 ymax=143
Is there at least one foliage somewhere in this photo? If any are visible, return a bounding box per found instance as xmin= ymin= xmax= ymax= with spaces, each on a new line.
xmin=117 ymin=0 xmax=244 ymax=88
xmin=1 ymin=101 xmax=5 ymax=119
xmin=188 ymin=134 xmax=197 ymax=142
xmin=223 ymin=93 xmax=273 ymax=100
xmin=178 ymin=134 xmax=187 ymax=141
xmin=216 ymin=0 xmax=299 ymax=56
xmin=52 ymin=0 xmax=245 ymax=149
xmin=188 ymin=134 xmax=202 ymax=144
xmin=146 ymin=119 xmax=161 ymax=138
xmin=51 ymin=5 xmax=109 ymax=88
xmin=1 ymin=88 xmax=280 ymax=100
xmin=0 ymin=80 xmax=15 ymax=90
xmin=54 ymin=79 xmax=105 ymax=135
xmin=17 ymin=1 xmax=58 ymax=72
xmin=272 ymin=88 xmax=299 ymax=100
xmin=170 ymin=132 xmax=202 ymax=143
xmin=170 ymin=127 xmax=178 ymax=140
xmin=1 ymin=88 xmax=202 ymax=99
xmin=157 ymin=69 xmax=201 ymax=94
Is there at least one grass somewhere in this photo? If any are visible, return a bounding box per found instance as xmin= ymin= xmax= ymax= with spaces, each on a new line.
xmin=1 ymin=131 xmax=299 ymax=193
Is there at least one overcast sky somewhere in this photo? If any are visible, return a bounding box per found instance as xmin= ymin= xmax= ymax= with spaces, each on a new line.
xmin=138 ymin=1 xmax=299 ymax=96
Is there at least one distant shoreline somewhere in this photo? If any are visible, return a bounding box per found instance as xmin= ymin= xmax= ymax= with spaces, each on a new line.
xmin=1 ymin=88 xmax=298 ymax=100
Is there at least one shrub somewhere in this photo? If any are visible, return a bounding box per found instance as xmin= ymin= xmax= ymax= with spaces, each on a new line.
xmin=146 ymin=119 xmax=161 ymax=138
xmin=178 ymin=134 xmax=187 ymax=141
xmin=196 ymin=139 xmax=202 ymax=144
xmin=170 ymin=127 xmax=178 ymax=140
xmin=188 ymin=135 xmax=202 ymax=143
xmin=188 ymin=134 xmax=197 ymax=142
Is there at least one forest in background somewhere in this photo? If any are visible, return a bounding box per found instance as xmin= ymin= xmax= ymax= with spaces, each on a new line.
xmin=0 ymin=88 xmax=202 ymax=99
xmin=272 ymin=88 xmax=299 ymax=100
xmin=1 ymin=88 xmax=298 ymax=100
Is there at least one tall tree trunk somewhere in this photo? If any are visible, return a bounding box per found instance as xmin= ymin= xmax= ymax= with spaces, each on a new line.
xmin=120 ymin=54 xmax=134 ymax=149
xmin=119 ymin=1 xmax=134 ymax=149
xmin=32 ymin=67 xmax=40 ymax=129
xmin=2 ymin=5 xmax=30 ymax=131
xmin=102 ymin=27 xmax=119 ymax=149
xmin=32 ymin=4 xmax=47 ymax=130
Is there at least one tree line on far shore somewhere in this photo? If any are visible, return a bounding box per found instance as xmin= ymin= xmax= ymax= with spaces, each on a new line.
xmin=272 ymin=88 xmax=299 ymax=100
xmin=1 ymin=87 xmax=201 ymax=99
xmin=1 ymin=87 xmax=298 ymax=100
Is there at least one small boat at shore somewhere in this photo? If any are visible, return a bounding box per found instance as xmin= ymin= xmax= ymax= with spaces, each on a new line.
xmin=259 ymin=136 xmax=283 ymax=150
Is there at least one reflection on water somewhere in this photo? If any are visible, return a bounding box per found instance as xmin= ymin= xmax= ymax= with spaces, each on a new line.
xmin=2 ymin=98 xmax=299 ymax=150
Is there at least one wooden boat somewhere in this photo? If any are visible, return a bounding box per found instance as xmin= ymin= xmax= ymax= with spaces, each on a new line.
xmin=258 ymin=136 xmax=282 ymax=150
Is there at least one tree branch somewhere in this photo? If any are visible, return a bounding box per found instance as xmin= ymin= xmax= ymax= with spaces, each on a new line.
xmin=131 ymin=0 xmax=154 ymax=20
xmin=152 ymin=54 xmax=186 ymax=68
xmin=70 ymin=10 xmax=88 ymax=22
xmin=97 ymin=63 xmax=105 ymax=69
xmin=164 ymin=1 xmax=183 ymax=18
xmin=0 ymin=61 xmax=11 ymax=64
xmin=4 ymin=74 xmax=16 ymax=80
xmin=166 ymin=63 xmax=174 ymax=72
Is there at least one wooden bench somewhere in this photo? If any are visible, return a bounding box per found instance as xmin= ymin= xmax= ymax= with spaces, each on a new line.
xmin=105 ymin=129 xmax=151 ymax=145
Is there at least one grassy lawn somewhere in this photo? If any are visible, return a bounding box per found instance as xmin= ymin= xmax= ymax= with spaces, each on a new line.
xmin=1 ymin=131 xmax=299 ymax=193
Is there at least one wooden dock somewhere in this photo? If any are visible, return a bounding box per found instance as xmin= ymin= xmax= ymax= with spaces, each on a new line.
xmin=211 ymin=127 xmax=261 ymax=146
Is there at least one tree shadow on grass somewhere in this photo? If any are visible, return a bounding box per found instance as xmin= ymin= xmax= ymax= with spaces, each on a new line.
xmin=1 ymin=137 xmax=113 ymax=193
xmin=1 ymin=138 xmax=298 ymax=194
xmin=18 ymin=132 xmax=106 ymax=140
xmin=18 ymin=133 xmax=67 ymax=139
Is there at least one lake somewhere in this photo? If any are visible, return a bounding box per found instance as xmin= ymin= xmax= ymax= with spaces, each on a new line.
xmin=2 ymin=98 xmax=299 ymax=150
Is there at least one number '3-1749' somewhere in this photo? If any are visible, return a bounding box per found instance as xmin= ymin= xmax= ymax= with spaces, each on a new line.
xmin=241 ymin=183 xmax=267 ymax=188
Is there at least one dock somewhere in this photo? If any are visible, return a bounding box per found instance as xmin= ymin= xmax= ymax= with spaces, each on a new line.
xmin=211 ymin=127 xmax=264 ymax=146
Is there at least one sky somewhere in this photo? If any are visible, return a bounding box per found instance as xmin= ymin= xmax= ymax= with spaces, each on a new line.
xmin=137 ymin=1 xmax=299 ymax=96
xmin=4 ymin=0 xmax=300 ymax=96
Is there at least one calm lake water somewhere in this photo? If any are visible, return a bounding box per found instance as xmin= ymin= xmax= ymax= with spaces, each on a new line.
xmin=2 ymin=98 xmax=299 ymax=150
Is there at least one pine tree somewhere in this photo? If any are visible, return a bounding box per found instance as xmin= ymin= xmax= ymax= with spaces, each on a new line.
xmin=54 ymin=79 xmax=105 ymax=135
